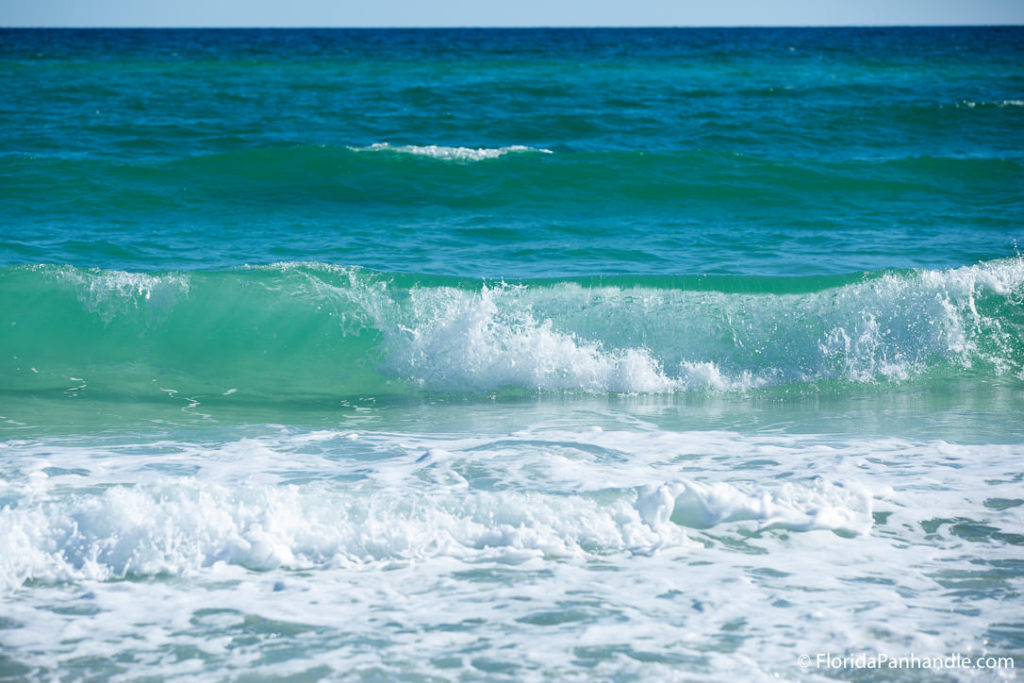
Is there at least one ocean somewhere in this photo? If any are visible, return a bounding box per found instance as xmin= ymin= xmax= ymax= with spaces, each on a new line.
xmin=1 ymin=27 xmax=1022 ymax=680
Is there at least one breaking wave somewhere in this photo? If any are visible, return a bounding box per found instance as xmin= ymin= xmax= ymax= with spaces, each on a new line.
xmin=1 ymin=258 xmax=1022 ymax=399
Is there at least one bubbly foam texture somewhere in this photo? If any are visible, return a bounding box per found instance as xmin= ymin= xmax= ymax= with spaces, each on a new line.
xmin=374 ymin=284 xmax=761 ymax=393
xmin=356 ymin=258 xmax=1024 ymax=393
xmin=350 ymin=143 xmax=554 ymax=161
xmin=0 ymin=482 xmax=652 ymax=589
xmin=6 ymin=425 xmax=1020 ymax=595
xmin=0 ymin=476 xmax=871 ymax=593
xmin=0 ymin=426 xmax=883 ymax=594
xmin=2 ymin=425 xmax=1022 ymax=679
xmin=640 ymin=480 xmax=872 ymax=533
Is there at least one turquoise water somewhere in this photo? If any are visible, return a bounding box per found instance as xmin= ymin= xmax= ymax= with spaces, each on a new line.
xmin=4 ymin=28 xmax=1022 ymax=276
xmin=1 ymin=28 xmax=1023 ymax=680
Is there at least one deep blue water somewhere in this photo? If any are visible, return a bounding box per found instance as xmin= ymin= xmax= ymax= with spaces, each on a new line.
xmin=2 ymin=27 xmax=1022 ymax=276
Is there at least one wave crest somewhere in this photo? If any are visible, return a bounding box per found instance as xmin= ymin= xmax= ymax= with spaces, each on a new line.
xmin=348 ymin=143 xmax=553 ymax=161
xmin=1 ymin=258 xmax=1021 ymax=398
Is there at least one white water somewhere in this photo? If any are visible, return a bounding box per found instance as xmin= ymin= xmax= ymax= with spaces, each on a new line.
xmin=1 ymin=410 xmax=1021 ymax=680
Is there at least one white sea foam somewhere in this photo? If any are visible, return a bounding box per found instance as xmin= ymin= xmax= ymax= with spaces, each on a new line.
xmin=639 ymin=479 xmax=873 ymax=533
xmin=0 ymin=475 xmax=877 ymax=593
xmin=2 ymin=424 xmax=1022 ymax=680
xmin=4 ymin=426 xmax=1021 ymax=596
xmin=349 ymin=142 xmax=553 ymax=161
xmin=377 ymin=283 xmax=760 ymax=393
xmin=331 ymin=258 xmax=1024 ymax=393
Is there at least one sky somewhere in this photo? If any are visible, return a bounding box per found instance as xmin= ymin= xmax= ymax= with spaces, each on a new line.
xmin=2 ymin=0 xmax=1022 ymax=27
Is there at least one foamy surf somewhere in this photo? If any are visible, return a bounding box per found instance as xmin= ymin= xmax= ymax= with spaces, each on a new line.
xmin=1 ymin=423 xmax=1021 ymax=680
xmin=0 ymin=476 xmax=875 ymax=593
xmin=4 ymin=425 xmax=1017 ymax=594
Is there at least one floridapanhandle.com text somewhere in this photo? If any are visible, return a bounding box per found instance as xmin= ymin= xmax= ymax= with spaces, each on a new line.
xmin=798 ymin=652 xmax=1015 ymax=671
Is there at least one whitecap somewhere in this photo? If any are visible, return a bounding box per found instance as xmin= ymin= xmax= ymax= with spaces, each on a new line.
xmin=348 ymin=142 xmax=553 ymax=161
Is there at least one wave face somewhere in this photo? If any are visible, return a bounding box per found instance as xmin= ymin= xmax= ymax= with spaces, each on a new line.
xmin=2 ymin=259 xmax=1021 ymax=399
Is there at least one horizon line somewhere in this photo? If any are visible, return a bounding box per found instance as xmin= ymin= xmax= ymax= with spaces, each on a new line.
xmin=3 ymin=23 xmax=1023 ymax=30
